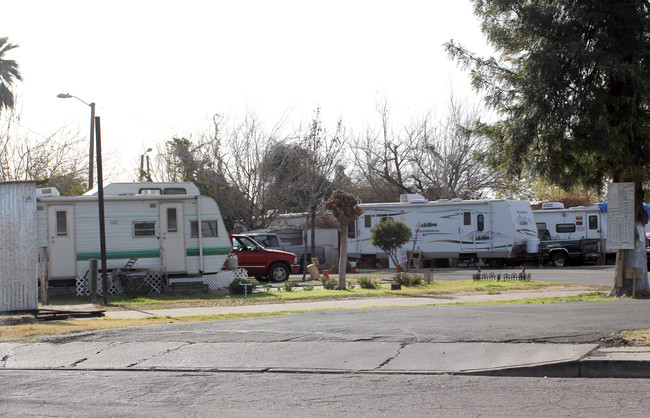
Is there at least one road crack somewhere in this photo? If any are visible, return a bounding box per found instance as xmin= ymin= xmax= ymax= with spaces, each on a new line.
xmin=126 ymin=341 xmax=193 ymax=368
xmin=376 ymin=342 xmax=408 ymax=369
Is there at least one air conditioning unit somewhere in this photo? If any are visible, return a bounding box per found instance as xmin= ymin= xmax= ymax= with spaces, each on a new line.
xmin=400 ymin=194 xmax=427 ymax=203
xmin=541 ymin=202 xmax=564 ymax=210
xmin=36 ymin=187 xmax=61 ymax=198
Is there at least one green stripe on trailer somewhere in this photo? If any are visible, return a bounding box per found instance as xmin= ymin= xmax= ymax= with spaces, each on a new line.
xmin=77 ymin=249 xmax=161 ymax=261
xmin=77 ymin=247 xmax=232 ymax=260
xmin=186 ymin=246 xmax=232 ymax=256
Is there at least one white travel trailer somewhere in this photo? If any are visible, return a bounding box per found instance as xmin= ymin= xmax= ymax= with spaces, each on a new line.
xmin=533 ymin=202 xmax=650 ymax=257
xmin=533 ymin=202 xmax=605 ymax=241
xmin=37 ymin=182 xmax=231 ymax=280
xmin=347 ymin=194 xmax=538 ymax=267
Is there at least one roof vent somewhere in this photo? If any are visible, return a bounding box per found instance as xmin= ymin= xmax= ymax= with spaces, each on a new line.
xmin=541 ymin=202 xmax=565 ymax=210
xmin=400 ymin=193 xmax=427 ymax=203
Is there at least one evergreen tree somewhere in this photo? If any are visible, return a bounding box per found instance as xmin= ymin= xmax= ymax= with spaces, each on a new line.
xmin=447 ymin=0 xmax=650 ymax=294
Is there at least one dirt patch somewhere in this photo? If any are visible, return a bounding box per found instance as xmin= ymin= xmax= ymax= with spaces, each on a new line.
xmin=0 ymin=315 xmax=37 ymax=326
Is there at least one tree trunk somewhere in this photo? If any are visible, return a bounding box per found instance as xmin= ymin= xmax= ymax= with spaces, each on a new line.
xmin=310 ymin=210 xmax=316 ymax=263
xmin=611 ymin=179 xmax=649 ymax=297
xmin=302 ymin=229 xmax=308 ymax=281
xmin=612 ymin=221 xmax=649 ymax=297
xmin=338 ymin=225 xmax=348 ymax=290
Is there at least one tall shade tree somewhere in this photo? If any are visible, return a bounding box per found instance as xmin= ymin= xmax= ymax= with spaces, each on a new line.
xmin=446 ymin=0 xmax=650 ymax=295
xmin=0 ymin=37 xmax=21 ymax=115
xmin=325 ymin=190 xmax=363 ymax=290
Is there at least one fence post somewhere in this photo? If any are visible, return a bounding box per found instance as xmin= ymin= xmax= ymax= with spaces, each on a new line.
xmin=39 ymin=247 xmax=49 ymax=306
xmin=89 ymin=259 xmax=98 ymax=304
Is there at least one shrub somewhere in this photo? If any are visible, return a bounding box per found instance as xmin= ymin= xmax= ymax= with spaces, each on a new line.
xmin=393 ymin=273 xmax=423 ymax=286
xmin=321 ymin=276 xmax=337 ymax=290
xmin=283 ymin=280 xmax=296 ymax=292
xmin=357 ymin=276 xmax=381 ymax=289
xmin=370 ymin=219 xmax=412 ymax=268
xmin=228 ymin=277 xmax=251 ymax=295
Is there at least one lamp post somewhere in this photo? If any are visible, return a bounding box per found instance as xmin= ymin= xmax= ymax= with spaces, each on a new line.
xmin=57 ymin=93 xmax=95 ymax=189
xmin=140 ymin=147 xmax=153 ymax=180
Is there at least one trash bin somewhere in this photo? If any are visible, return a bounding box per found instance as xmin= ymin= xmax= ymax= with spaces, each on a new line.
xmin=226 ymin=254 xmax=238 ymax=270
xmin=307 ymin=263 xmax=320 ymax=281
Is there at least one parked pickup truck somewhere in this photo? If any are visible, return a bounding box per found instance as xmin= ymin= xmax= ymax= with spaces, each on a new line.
xmin=242 ymin=230 xmax=330 ymax=271
xmin=229 ymin=234 xmax=300 ymax=282
xmin=537 ymin=229 xmax=600 ymax=267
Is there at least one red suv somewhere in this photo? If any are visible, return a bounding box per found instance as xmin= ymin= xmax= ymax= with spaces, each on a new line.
xmin=229 ymin=234 xmax=299 ymax=282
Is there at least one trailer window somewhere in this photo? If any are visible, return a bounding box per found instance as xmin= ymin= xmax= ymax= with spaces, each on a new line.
xmin=556 ymin=223 xmax=576 ymax=233
xmin=133 ymin=221 xmax=156 ymax=237
xmin=56 ymin=211 xmax=67 ymax=236
xmin=588 ymin=215 xmax=598 ymax=230
xmin=364 ymin=215 xmax=371 ymax=228
xmin=163 ymin=187 xmax=187 ymax=195
xmin=190 ymin=220 xmax=218 ymax=238
xmin=477 ymin=214 xmax=484 ymax=231
xmin=463 ymin=212 xmax=471 ymax=226
xmin=167 ymin=208 xmax=178 ymax=232
xmin=536 ymin=223 xmax=546 ymax=230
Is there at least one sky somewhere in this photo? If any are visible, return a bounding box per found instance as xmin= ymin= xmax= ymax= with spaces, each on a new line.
xmin=2 ymin=0 xmax=492 ymax=182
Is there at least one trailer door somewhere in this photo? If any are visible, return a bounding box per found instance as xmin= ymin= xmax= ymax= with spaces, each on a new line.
xmin=47 ymin=205 xmax=76 ymax=278
xmin=160 ymin=202 xmax=186 ymax=273
xmin=586 ymin=212 xmax=602 ymax=239
xmin=459 ymin=210 xmax=476 ymax=253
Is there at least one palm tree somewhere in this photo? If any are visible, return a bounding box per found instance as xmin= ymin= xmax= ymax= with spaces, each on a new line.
xmin=0 ymin=36 xmax=22 ymax=115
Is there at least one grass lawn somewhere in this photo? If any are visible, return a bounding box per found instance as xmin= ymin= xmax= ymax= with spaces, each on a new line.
xmin=43 ymin=279 xmax=604 ymax=311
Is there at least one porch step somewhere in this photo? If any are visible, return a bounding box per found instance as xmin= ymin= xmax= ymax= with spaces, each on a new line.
xmin=165 ymin=281 xmax=209 ymax=295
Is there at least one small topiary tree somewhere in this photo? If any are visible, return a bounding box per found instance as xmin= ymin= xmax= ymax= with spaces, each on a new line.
xmin=325 ymin=190 xmax=363 ymax=290
xmin=370 ymin=218 xmax=412 ymax=270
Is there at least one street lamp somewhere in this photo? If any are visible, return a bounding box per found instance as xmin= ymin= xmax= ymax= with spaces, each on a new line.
xmin=140 ymin=147 xmax=153 ymax=179
xmin=57 ymin=93 xmax=95 ymax=189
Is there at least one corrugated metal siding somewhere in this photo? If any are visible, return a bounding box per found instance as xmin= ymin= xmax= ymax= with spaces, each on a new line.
xmin=0 ymin=182 xmax=39 ymax=312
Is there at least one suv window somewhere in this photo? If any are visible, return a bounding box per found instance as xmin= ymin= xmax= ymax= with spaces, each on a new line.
xmin=232 ymin=236 xmax=258 ymax=251
xmin=252 ymin=234 xmax=280 ymax=248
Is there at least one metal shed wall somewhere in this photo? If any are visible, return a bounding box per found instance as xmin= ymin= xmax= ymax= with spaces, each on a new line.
xmin=0 ymin=181 xmax=39 ymax=312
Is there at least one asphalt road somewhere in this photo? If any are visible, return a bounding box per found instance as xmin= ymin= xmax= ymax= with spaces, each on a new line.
xmin=2 ymin=266 xmax=648 ymax=417
xmin=45 ymin=300 xmax=650 ymax=345
xmin=3 ymin=371 xmax=650 ymax=417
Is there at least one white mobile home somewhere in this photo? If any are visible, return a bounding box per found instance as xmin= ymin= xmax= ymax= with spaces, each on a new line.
xmin=37 ymin=182 xmax=231 ymax=280
xmin=347 ymin=195 xmax=538 ymax=267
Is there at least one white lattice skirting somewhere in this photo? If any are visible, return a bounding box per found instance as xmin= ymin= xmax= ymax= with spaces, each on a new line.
xmin=202 ymin=269 xmax=248 ymax=290
xmin=76 ymin=272 xmax=165 ymax=296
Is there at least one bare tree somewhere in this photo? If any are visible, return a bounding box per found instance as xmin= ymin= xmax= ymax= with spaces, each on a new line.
xmin=413 ymin=94 xmax=515 ymax=200
xmin=153 ymin=112 xmax=287 ymax=232
xmin=0 ymin=118 xmax=88 ymax=195
xmin=267 ymin=107 xmax=348 ymax=259
xmin=350 ymin=99 xmax=414 ymax=202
